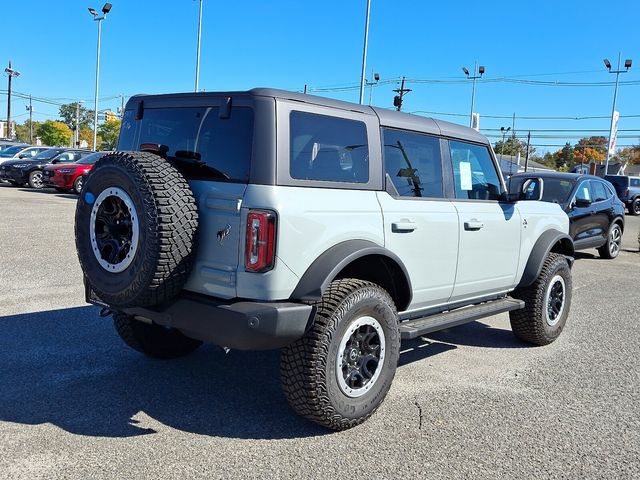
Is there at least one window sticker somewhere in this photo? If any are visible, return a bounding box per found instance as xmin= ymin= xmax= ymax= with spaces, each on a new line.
xmin=459 ymin=161 xmax=472 ymax=190
xmin=581 ymin=186 xmax=591 ymax=200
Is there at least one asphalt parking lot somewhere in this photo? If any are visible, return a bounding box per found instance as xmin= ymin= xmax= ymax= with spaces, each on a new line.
xmin=0 ymin=183 xmax=639 ymax=479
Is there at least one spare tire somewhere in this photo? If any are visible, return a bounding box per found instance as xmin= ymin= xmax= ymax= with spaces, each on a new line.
xmin=75 ymin=151 xmax=198 ymax=308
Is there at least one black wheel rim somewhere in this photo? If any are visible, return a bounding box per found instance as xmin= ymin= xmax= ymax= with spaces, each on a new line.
xmin=336 ymin=316 xmax=386 ymax=397
xmin=545 ymin=275 xmax=565 ymax=327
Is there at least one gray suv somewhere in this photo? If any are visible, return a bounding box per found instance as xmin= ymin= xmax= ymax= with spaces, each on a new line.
xmin=75 ymin=89 xmax=574 ymax=430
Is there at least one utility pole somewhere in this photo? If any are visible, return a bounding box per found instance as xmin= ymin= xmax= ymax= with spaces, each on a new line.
xmin=119 ymin=94 xmax=124 ymax=118
xmin=524 ymin=131 xmax=531 ymax=172
xmin=358 ymin=0 xmax=372 ymax=105
xmin=195 ymin=0 xmax=203 ymax=92
xmin=28 ymin=96 xmax=33 ymax=143
xmin=393 ymin=77 xmax=411 ymax=111
xmin=4 ymin=61 xmax=21 ymax=140
xmin=75 ymin=102 xmax=81 ymax=147
xmin=89 ymin=3 xmax=112 ymax=151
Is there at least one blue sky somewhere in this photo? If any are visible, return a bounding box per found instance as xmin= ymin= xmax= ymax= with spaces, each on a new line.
xmin=1 ymin=0 xmax=639 ymax=153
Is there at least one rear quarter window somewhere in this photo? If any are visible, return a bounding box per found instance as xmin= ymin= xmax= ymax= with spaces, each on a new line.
xmin=289 ymin=111 xmax=369 ymax=183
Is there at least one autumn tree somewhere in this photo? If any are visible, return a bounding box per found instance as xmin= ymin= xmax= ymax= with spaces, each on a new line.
xmin=574 ymin=136 xmax=607 ymax=164
xmin=614 ymin=146 xmax=640 ymax=165
xmin=97 ymin=119 xmax=121 ymax=150
xmin=78 ymin=127 xmax=102 ymax=149
xmin=58 ymin=102 xmax=95 ymax=130
xmin=37 ymin=120 xmax=72 ymax=146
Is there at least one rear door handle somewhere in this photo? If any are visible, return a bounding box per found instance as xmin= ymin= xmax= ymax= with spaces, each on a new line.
xmin=464 ymin=220 xmax=484 ymax=231
xmin=392 ymin=221 xmax=418 ymax=232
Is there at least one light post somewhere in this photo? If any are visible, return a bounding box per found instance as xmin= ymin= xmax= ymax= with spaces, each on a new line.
xmin=463 ymin=62 xmax=485 ymax=128
xmin=358 ymin=0 xmax=372 ymax=105
xmin=366 ymin=72 xmax=380 ymax=105
xmin=603 ymin=53 xmax=632 ymax=173
xmin=500 ymin=126 xmax=511 ymax=167
xmin=195 ymin=0 xmax=203 ymax=92
xmin=4 ymin=61 xmax=21 ymax=140
xmin=88 ymin=3 xmax=112 ymax=151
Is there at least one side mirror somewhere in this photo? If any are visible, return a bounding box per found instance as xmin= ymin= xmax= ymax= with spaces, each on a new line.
xmin=18 ymin=153 xmax=27 ymax=158
xmin=507 ymin=177 xmax=544 ymax=202
xmin=575 ymin=198 xmax=591 ymax=208
xmin=51 ymin=159 xmax=59 ymax=164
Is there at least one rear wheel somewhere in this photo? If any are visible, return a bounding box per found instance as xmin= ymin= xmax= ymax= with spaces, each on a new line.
xmin=28 ymin=170 xmax=44 ymax=189
xmin=630 ymin=198 xmax=640 ymax=216
xmin=113 ymin=312 xmax=202 ymax=359
xmin=510 ymin=253 xmax=572 ymax=346
xmin=597 ymin=222 xmax=622 ymax=259
xmin=280 ymin=279 xmax=400 ymax=430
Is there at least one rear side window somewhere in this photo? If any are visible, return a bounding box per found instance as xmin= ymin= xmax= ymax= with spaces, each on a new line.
xmin=590 ymin=181 xmax=610 ymax=203
xmin=289 ymin=111 xmax=369 ymax=183
xmin=382 ymin=128 xmax=443 ymax=198
xmin=117 ymin=106 xmax=254 ymax=183
xmin=631 ymin=178 xmax=640 ymax=187
xmin=450 ymin=140 xmax=501 ymax=200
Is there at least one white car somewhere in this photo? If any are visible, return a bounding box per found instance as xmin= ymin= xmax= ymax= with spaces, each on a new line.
xmin=75 ymin=89 xmax=575 ymax=430
xmin=0 ymin=145 xmax=51 ymax=165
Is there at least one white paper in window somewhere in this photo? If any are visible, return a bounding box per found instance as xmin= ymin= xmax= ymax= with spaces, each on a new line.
xmin=459 ymin=161 xmax=472 ymax=191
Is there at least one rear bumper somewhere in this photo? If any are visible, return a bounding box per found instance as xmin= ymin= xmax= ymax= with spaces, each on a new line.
xmin=86 ymin=284 xmax=315 ymax=350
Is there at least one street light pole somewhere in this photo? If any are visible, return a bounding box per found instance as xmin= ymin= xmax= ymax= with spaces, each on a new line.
xmin=358 ymin=0 xmax=372 ymax=105
xmin=195 ymin=0 xmax=203 ymax=92
xmin=89 ymin=3 xmax=112 ymax=151
xmin=366 ymin=71 xmax=380 ymax=105
xmin=462 ymin=61 xmax=485 ymax=128
xmin=603 ymin=52 xmax=632 ymax=174
xmin=500 ymin=126 xmax=511 ymax=164
xmin=4 ymin=61 xmax=21 ymax=140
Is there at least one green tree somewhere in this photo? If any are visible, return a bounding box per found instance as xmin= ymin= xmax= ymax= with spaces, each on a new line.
xmin=493 ymin=136 xmax=536 ymax=159
xmin=614 ymin=145 xmax=640 ymax=165
xmin=97 ymin=119 xmax=121 ymax=150
xmin=37 ymin=120 xmax=72 ymax=146
xmin=58 ymin=102 xmax=95 ymax=130
xmin=15 ymin=120 xmax=41 ymax=144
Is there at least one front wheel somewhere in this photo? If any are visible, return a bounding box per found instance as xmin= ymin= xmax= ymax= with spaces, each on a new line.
xmin=28 ymin=170 xmax=44 ymax=189
xmin=72 ymin=175 xmax=84 ymax=194
xmin=280 ymin=279 xmax=400 ymax=430
xmin=597 ymin=222 xmax=622 ymax=259
xmin=510 ymin=253 xmax=572 ymax=346
xmin=113 ymin=312 xmax=202 ymax=359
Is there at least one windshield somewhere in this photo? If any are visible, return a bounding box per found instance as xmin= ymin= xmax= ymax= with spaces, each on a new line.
xmin=76 ymin=152 xmax=106 ymax=165
xmin=0 ymin=145 xmax=27 ymax=156
xmin=539 ymin=178 xmax=575 ymax=204
xmin=34 ymin=148 xmax=64 ymax=160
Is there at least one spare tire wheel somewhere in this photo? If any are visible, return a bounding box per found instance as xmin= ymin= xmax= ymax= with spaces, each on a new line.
xmin=75 ymin=151 xmax=198 ymax=308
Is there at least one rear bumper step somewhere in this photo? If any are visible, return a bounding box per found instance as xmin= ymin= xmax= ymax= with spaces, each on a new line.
xmin=399 ymin=297 xmax=524 ymax=340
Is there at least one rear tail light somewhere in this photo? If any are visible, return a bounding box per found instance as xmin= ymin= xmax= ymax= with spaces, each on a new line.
xmin=623 ymin=188 xmax=629 ymax=198
xmin=245 ymin=210 xmax=277 ymax=272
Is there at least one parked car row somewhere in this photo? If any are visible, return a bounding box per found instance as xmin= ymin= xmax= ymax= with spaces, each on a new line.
xmin=0 ymin=145 xmax=108 ymax=193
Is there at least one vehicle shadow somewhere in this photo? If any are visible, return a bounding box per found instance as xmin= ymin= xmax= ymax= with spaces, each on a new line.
xmin=0 ymin=306 xmax=325 ymax=440
xmin=17 ymin=188 xmax=77 ymax=200
xmin=0 ymin=307 xmax=520 ymax=440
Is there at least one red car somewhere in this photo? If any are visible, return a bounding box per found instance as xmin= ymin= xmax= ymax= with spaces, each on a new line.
xmin=44 ymin=151 xmax=108 ymax=193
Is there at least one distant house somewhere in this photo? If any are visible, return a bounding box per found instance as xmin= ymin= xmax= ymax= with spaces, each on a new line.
xmin=570 ymin=162 xmax=625 ymax=176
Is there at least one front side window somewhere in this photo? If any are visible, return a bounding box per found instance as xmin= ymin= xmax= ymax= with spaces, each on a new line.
xmin=590 ymin=180 xmax=610 ymax=203
xmin=450 ymin=140 xmax=501 ymax=200
xmin=289 ymin=111 xmax=369 ymax=183
xmin=382 ymin=128 xmax=442 ymax=198
xmin=118 ymin=106 xmax=254 ymax=182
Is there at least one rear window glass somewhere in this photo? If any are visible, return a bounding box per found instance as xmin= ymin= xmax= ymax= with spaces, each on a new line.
xmin=118 ymin=106 xmax=254 ymax=183
xmin=539 ymin=178 xmax=574 ymax=204
xmin=604 ymin=176 xmax=627 ymax=188
xmin=289 ymin=111 xmax=369 ymax=183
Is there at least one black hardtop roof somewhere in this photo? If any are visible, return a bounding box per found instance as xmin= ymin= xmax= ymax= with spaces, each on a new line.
xmin=126 ymin=88 xmax=489 ymax=145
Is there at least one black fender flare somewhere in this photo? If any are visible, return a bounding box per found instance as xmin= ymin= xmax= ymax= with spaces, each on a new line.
xmin=517 ymin=229 xmax=574 ymax=288
xmin=290 ymin=239 xmax=412 ymax=306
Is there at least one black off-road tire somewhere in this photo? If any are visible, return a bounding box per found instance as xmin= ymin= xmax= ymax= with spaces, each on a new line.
xmin=280 ymin=279 xmax=400 ymax=430
xmin=597 ymin=222 xmax=622 ymax=259
xmin=629 ymin=198 xmax=640 ymax=216
xmin=75 ymin=151 xmax=198 ymax=308
xmin=113 ymin=312 xmax=202 ymax=359
xmin=509 ymin=253 xmax=572 ymax=346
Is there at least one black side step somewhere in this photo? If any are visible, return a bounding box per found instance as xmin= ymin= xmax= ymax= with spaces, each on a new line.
xmin=399 ymin=297 xmax=525 ymax=340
